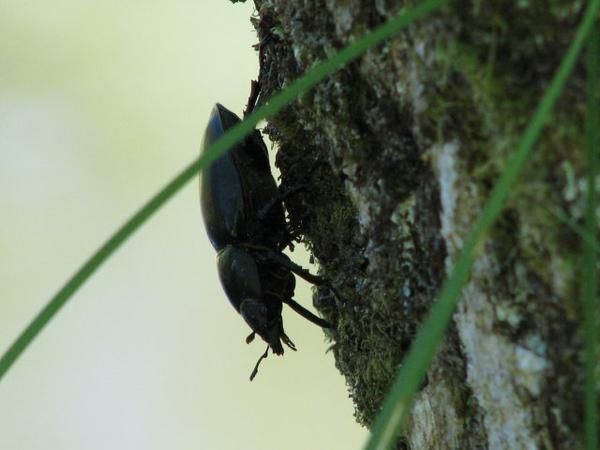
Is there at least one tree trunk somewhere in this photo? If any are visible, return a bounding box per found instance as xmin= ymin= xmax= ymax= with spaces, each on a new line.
xmin=250 ymin=1 xmax=596 ymax=448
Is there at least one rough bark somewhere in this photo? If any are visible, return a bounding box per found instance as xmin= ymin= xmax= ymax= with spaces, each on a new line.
xmin=245 ymin=1 xmax=597 ymax=449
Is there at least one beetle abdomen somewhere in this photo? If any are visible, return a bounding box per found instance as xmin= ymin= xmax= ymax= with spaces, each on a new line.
xmin=217 ymin=245 xmax=262 ymax=312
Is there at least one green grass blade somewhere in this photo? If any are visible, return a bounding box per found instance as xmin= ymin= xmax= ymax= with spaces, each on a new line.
xmin=365 ymin=2 xmax=600 ymax=449
xmin=583 ymin=14 xmax=599 ymax=450
xmin=0 ymin=0 xmax=446 ymax=383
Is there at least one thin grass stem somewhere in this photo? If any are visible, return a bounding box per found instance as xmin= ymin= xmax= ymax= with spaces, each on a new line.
xmin=582 ymin=12 xmax=599 ymax=450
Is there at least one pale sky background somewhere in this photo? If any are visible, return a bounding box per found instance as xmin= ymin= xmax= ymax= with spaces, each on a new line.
xmin=0 ymin=1 xmax=367 ymax=449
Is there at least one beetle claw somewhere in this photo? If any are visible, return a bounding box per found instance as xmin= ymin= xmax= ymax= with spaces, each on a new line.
xmin=243 ymin=79 xmax=261 ymax=118
xmin=281 ymin=333 xmax=297 ymax=351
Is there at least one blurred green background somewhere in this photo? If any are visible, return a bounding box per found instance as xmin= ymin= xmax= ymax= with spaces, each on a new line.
xmin=0 ymin=1 xmax=367 ymax=448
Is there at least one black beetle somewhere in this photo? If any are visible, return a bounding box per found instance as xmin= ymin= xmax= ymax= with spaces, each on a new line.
xmin=200 ymin=100 xmax=333 ymax=380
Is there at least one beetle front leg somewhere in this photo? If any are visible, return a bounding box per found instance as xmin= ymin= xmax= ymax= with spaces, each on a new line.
xmin=257 ymin=185 xmax=305 ymax=222
xmin=262 ymin=250 xmax=327 ymax=285
xmin=263 ymin=249 xmax=343 ymax=302
xmin=282 ymin=297 xmax=334 ymax=329
xmin=240 ymin=244 xmax=341 ymax=295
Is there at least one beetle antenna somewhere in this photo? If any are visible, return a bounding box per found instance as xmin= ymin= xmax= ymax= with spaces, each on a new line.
xmin=249 ymin=345 xmax=269 ymax=381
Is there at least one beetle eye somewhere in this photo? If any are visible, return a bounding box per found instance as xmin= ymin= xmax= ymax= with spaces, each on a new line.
xmin=240 ymin=298 xmax=268 ymax=331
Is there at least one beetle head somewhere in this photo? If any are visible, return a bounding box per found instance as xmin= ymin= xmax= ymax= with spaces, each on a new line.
xmin=240 ymin=298 xmax=295 ymax=355
xmin=240 ymin=298 xmax=269 ymax=333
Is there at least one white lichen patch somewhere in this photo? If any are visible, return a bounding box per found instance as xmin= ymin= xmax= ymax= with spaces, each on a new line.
xmin=292 ymin=44 xmax=309 ymax=70
xmin=431 ymin=140 xmax=462 ymax=261
xmin=391 ymin=195 xmax=416 ymax=226
xmin=324 ymin=0 xmax=358 ymax=36
xmin=394 ymin=61 xmax=427 ymax=117
xmin=454 ymin=256 xmax=544 ymax=450
xmin=561 ymin=160 xmax=600 ymax=222
xmin=433 ymin=135 xmax=552 ymax=448
xmin=391 ymin=195 xmax=417 ymax=251
xmin=547 ymin=253 xmax=573 ymax=304
xmin=495 ymin=304 xmax=522 ymax=328
xmin=394 ymin=39 xmax=431 ymax=120
xmin=408 ymin=379 xmax=461 ymax=449
xmin=345 ymin=180 xmax=379 ymax=231
xmin=409 ymin=68 xmax=427 ymax=116
xmin=374 ymin=0 xmax=387 ymax=16
xmin=514 ymin=344 xmax=547 ymax=397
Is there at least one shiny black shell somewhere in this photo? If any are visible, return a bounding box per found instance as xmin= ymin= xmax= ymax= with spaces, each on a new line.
xmin=200 ymin=103 xmax=286 ymax=251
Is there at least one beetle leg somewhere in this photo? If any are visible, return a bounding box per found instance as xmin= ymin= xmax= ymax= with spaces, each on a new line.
xmin=243 ymin=79 xmax=261 ymax=118
xmin=246 ymin=331 xmax=256 ymax=344
xmin=241 ymin=244 xmax=341 ymax=296
xmin=257 ymin=185 xmax=305 ymax=222
xmin=262 ymin=250 xmax=327 ymax=285
xmin=249 ymin=345 xmax=269 ymax=381
xmin=282 ymin=297 xmax=334 ymax=329
xmin=271 ymin=254 xmax=343 ymax=301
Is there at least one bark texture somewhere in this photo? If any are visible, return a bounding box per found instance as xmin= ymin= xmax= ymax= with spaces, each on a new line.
xmin=245 ymin=1 xmax=597 ymax=449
